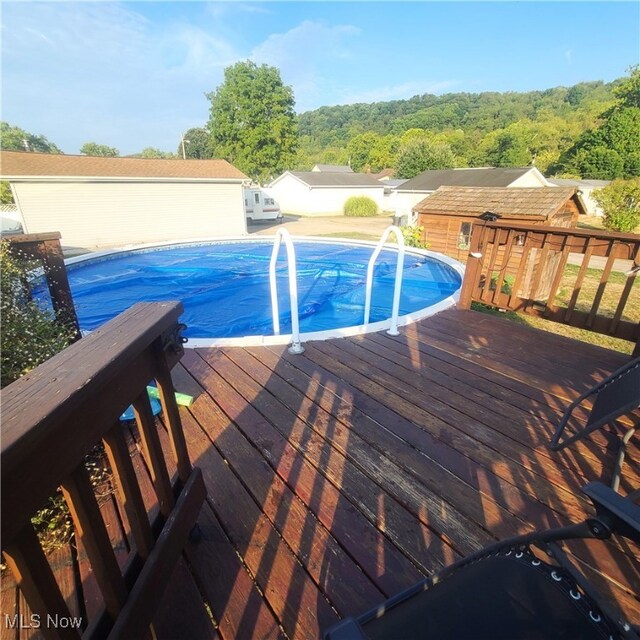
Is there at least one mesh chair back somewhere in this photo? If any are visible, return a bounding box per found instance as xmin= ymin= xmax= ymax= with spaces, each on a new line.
xmin=588 ymin=359 xmax=640 ymax=428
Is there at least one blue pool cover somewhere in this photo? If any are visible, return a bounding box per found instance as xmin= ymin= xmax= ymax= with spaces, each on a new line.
xmin=41 ymin=241 xmax=461 ymax=339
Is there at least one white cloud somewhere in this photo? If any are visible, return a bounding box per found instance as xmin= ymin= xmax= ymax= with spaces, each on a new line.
xmin=565 ymin=48 xmax=573 ymax=65
xmin=1 ymin=3 xmax=239 ymax=154
xmin=250 ymin=20 xmax=361 ymax=111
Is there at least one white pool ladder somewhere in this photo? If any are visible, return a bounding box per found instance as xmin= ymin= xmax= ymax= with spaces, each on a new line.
xmin=269 ymin=228 xmax=304 ymax=354
xmin=363 ymin=225 xmax=405 ymax=336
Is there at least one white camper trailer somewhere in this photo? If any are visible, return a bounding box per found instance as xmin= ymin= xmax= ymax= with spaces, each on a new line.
xmin=244 ymin=187 xmax=282 ymax=223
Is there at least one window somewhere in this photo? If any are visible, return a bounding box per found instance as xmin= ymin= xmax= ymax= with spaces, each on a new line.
xmin=264 ymin=197 xmax=275 ymax=206
xmin=254 ymin=192 xmax=260 ymax=204
xmin=457 ymin=222 xmax=472 ymax=250
xmin=244 ymin=198 xmax=248 ymax=207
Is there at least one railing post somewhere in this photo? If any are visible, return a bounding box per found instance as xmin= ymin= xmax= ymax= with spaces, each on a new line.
xmin=39 ymin=238 xmax=81 ymax=341
xmin=458 ymin=223 xmax=485 ymax=310
xmin=6 ymin=232 xmax=81 ymax=341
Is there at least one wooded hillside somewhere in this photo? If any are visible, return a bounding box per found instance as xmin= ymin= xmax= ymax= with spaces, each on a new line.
xmin=295 ymin=79 xmax=623 ymax=177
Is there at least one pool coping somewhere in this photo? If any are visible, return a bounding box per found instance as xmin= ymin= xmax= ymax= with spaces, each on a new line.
xmin=66 ymin=235 xmax=465 ymax=348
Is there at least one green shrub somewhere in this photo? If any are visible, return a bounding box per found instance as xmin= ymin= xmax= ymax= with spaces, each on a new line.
xmin=1 ymin=240 xmax=73 ymax=388
xmin=592 ymin=177 xmax=640 ymax=232
xmin=400 ymin=224 xmax=430 ymax=249
xmin=1 ymin=241 xmax=114 ymax=553
xmin=344 ymin=195 xmax=378 ymax=217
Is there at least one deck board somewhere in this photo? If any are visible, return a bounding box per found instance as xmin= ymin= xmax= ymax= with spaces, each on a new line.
xmin=3 ymin=308 xmax=638 ymax=639
xmin=178 ymin=308 xmax=638 ymax=637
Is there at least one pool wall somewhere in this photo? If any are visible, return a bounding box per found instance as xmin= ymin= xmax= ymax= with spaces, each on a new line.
xmin=65 ymin=235 xmax=465 ymax=348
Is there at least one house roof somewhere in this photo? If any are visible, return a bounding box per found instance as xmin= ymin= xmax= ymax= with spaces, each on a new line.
xmin=0 ymin=151 xmax=248 ymax=181
xmin=312 ymin=164 xmax=353 ymax=173
xmin=397 ymin=167 xmax=545 ymax=192
xmin=547 ymin=178 xmax=611 ymax=188
xmin=413 ymin=186 xmax=585 ymax=219
xmin=272 ymin=171 xmax=383 ymax=188
xmin=371 ymin=169 xmax=395 ymax=180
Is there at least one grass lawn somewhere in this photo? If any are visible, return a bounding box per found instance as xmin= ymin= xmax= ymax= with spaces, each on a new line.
xmin=316 ymin=231 xmax=381 ymax=241
xmin=473 ymin=262 xmax=639 ymax=355
xmin=578 ymin=215 xmax=640 ymax=234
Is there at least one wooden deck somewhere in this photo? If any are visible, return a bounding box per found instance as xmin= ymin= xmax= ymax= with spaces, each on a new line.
xmin=2 ymin=308 xmax=638 ymax=639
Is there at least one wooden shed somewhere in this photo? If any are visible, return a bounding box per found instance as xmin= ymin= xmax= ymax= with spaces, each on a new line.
xmin=413 ymin=186 xmax=584 ymax=262
xmin=413 ymin=186 xmax=585 ymax=299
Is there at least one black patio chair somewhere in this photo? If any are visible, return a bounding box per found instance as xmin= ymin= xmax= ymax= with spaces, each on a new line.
xmin=550 ymin=356 xmax=640 ymax=492
xmin=323 ymin=482 xmax=640 ymax=640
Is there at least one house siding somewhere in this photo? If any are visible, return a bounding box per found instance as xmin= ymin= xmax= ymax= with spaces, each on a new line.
xmin=14 ymin=181 xmax=246 ymax=248
xmin=508 ymin=172 xmax=550 ymax=188
xmin=267 ymin=175 xmax=385 ymax=216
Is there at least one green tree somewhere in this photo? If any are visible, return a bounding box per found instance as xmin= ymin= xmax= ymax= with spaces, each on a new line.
xmin=555 ymin=67 xmax=640 ymax=179
xmin=485 ymin=130 xmax=532 ymax=167
xmin=0 ymin=122 xmax=62 ymax=153
xmin=395 ymin=137 xmax=455 ymax=178
xmin=592 ymin=178 xmax=640 ymax=232
xmin=207 ymin=61 xmax=298 ymax=181
xmin=576 ymin=146 xmax=625 ymax=180
xmin=611 ymin=64 xmax=640 ymax=108
xmin=178 ymin=127 xmax=211 ymax=159
xmin=80 ymin=142 xmax=119 ymax=157
xmin=138 ymin=147 xmax=176 ymax=159
xmin=1 ymin=182 xmax=14 ymax=204
xmin=346 ymin=132 xmax=399 ymax=172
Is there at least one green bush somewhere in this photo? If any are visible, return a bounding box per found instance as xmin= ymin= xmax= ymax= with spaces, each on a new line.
xmin=344 ymin=195 xmax=379 ymax=217
xmin=1 ymin=241 xmax=73 ymax=388
xmin=592 ymin=177 xmax=640 ymax=232
xmin=400 ymin=224 xmax=430 ymax=249
xmin=0 ymin=241 xmax=114 ymax=553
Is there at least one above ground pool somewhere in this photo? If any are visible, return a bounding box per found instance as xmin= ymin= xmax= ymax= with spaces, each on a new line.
xmin=46 ymin=238 xmax=463 ymax=346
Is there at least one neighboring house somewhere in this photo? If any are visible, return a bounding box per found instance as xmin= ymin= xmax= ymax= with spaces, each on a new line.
xmin=0 ymin=151 xmax=248 ymax=248
xmin=311 ymin=164 xmax=353 ymax=173
xmin=394 ymin=167 xmax=551 ymax=221
xmin=266 ymin=171 xmax=385 ymax=216
xmin=547 ymin=178 xmax=610 ymax=217
xmin=371 ymin=169 xmax=395 ymax=181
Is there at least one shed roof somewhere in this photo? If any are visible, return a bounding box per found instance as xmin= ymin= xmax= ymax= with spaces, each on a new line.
xmin=273 ymin=171 xmax=383 ymax=188
xmin=413 ymin=186 xmax=585 ymax=219
xmin=312 ymin=164 xmax=353 ymax=173
xmin=0 ymin=151 xmax=248 ymax=181
xmin=398 ymin=167 xmax=544 ymax=192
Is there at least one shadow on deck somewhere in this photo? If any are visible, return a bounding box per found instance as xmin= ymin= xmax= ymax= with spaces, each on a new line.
xmin=2 ymin=308 xmax=638 ymax=639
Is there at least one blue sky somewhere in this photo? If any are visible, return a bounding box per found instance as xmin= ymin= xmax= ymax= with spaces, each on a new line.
xmin=2 ymin=1 xmax=638 ymax=156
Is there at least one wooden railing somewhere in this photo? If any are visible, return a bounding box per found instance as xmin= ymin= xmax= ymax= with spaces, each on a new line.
xmin=3 ymin=232 xmax=80 ymax=341
xmin=458 ymin=222 xmax=640 ymax=355
xmin=1 ymin=302 xmax=206 ymax=639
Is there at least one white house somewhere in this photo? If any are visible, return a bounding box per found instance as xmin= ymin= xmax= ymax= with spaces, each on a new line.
xmin=311 ymin=164 xmax=353 ymax=173
xmin=266 ymin=171 xmax=385 ymax=216
xmin=1 ymin=151 xmax=249 ymax=249
xmin=392 ymin=167 xmax=551 ymax=223
xmin=547 ymin=178 xmax=610 ymax=217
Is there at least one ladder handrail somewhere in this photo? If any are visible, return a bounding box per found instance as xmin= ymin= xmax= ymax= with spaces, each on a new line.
xmin=363 ymin=225 xmax=405 ymax=336
xmin=269 ymin=228 xmax=304 ymax=354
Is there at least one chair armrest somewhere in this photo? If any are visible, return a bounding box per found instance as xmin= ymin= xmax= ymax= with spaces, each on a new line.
xmin=324 ymin=618 xmax=367 ymax=640
xmin=583 ymin=481 xmax=640 ymax=544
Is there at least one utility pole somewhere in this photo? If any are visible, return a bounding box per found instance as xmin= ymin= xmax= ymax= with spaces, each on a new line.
xmin=180 ymin=134 xmax=190 ymax=159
